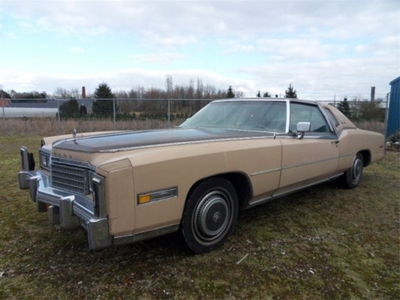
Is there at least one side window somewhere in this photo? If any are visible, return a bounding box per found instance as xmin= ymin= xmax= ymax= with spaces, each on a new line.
xmin=290 ymin=103 xmax=331 ymax=133
xmin=234 ymin=101 xmax=287 ymax=133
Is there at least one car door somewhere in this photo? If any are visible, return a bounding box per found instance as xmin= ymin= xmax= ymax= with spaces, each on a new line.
xmin=275 ymin=101 xmax=339 ymax=196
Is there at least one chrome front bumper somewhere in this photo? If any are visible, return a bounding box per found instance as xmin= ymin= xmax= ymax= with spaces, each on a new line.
xmin=18 ymin=147 xmax=112 ymax=250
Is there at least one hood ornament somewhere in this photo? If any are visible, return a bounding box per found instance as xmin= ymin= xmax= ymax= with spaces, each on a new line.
xmin=72 ymin=129 xmax=77 ymax=138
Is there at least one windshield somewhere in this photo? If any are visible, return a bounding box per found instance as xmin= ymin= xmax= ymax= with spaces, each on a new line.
xmin=180 ymin=101 xmax=287 ymax=133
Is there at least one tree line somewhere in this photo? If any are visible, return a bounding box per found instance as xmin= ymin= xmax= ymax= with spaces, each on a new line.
xmin=84 ymin=81 xmax=298 ymax=120
xmin=336 ymin=97 xmax=385 ymax=122
xmin=1 ymin=78 xmax=299 ymax=119
xmin=1 ymin=78 xmax=384 ymax=122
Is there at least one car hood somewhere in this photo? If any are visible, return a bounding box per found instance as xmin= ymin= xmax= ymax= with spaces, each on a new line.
xmin=52 ymin=127 xmax=270 ymax=153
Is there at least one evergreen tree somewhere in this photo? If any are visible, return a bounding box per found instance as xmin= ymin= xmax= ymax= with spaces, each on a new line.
xmin=79 ymin=104 xmax=88 ymax=117
xmin=59 ymin=99 xmax=79 ymax=118
xmin=285 ymin=84 xmax=297 ymax=98
xmin=0 ymin=90 xmax=11 ymax=98
xmin=263 ymin=91 xmax=271 ymax=97
xmin=226 ymin=86 xmax=235 ymax=98
xmin=92 ymin=83 xmax=115 ymax=118
xmin=337 ymin=97 xmax=352 ymax=119
xmin=257 ymin=91 xmax=261 ymax=97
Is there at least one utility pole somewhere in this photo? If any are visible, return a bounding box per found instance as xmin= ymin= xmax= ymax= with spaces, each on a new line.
xmin=1 ymin=88 xmax=6 ymax=129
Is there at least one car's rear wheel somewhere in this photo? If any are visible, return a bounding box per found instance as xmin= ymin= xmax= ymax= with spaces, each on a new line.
xmin=339 ymin=153 xmax=364 ymax=188
xmin=181 ymin=178 xmax=238 ymax=254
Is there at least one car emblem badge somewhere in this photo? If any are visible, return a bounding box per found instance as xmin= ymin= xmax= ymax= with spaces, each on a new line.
xmin=213 ymin=212 xmax=221 ymax=223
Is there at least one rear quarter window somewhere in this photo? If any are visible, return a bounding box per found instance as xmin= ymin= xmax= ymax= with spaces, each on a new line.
xmin=324 ymin=107 xmax=340 ymax=128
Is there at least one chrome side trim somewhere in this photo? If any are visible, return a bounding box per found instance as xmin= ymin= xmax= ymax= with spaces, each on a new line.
xmin=282 ymin=156 xmax=339 ymax=170
xmin=273 ymin=177 xmax=332 ymax=198
xmin=250 ymin=168 xmax=281 ymax=176
xmin=248 ymin=196 xmax=273 ymax=206
xmin=248 ymin=172 xmax=344 ymax=207
xmin=339 ymin=152 xmax=354 ymax=159
xmin=330 ymin=173 xmax=343 ymax=180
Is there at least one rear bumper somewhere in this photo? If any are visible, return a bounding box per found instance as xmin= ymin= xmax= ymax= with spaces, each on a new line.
xmin=18 ymin=147 xmax=112 ymax=250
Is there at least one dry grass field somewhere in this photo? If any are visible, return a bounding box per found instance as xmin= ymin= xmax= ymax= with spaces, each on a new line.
xmin=0 ymin=118 xmax=185 ymax=137
xmin=0 ymin=120 xmax=398 ymax=299
xmin=0 ymin=117 xmax=387 ymax=137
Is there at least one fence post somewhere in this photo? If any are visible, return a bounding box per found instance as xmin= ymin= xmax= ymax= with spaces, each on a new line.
xmin=167 ymin=98 xmax=170 ymax=128
xmin=57 ymin=99 xmax=61 ymax=133
xmin=2 ymin=105 xmax=5 ymax=130
xmin=113 ymin=98 xmax=116 ymax=129
xmin=1 ymin=91 xmax=6 ymax=130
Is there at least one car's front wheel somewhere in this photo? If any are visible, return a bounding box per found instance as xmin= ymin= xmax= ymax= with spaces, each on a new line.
xmin=339 ymin=153 xmax=364 ymax=188
xmin=181 ymin=178 xmax=239 ymax=254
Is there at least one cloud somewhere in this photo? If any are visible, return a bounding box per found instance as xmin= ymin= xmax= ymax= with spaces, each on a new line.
xmin=237 ymin=54 xmax=397 ymax=99
xmin=256 ymin=39 xmax=337 ymax=61
xmin=2 ymin=1 xmax=397 ymax=38
xmin=0 ymin=0 xmax=398 ymax=100
xmin=129 ymin=52 xmax=186 ymax=65
xmin=69 ymin=47 xmax=85 ymax=54
xmin=156 ymin=35 xmax=198 ymax=48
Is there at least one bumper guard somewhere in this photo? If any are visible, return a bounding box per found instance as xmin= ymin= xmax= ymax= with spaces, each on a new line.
xmin=18 ymin=147 xmax=112 ymax=250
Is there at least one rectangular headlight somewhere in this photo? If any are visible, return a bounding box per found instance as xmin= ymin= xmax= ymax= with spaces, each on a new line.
xmin=39 ymin=150 xmax=51 ymax=171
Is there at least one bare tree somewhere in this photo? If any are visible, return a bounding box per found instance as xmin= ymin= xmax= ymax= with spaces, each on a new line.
xmin=235 ymin=90 xmax=245 ymax=98
xmin=71 ymin=88 xmax=80 ymax=99
xmin=196 ymin=78 xmax=204 ymax=99
xmin=166 ymin=75 xmax=173 ymax=98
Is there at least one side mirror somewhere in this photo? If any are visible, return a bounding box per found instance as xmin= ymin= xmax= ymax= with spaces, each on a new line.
xmin=296 ymin=122 xmax=311 ymax=139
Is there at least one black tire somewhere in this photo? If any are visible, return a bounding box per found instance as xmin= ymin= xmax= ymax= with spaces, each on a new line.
xmin=339 ymin=153 xmax=364 ymax=188
xmin=181 ymin=178 xmax=239 ymax=254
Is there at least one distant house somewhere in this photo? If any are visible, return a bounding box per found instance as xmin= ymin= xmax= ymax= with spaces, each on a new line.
xmin=0 ymin=98 xmax=10 ymax=108
xmin=3 ymin=99 xmax=93 ymax=118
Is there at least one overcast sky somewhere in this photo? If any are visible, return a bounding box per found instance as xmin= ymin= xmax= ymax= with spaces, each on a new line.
xmin=0 ymin=0 xmax=399 ymax=100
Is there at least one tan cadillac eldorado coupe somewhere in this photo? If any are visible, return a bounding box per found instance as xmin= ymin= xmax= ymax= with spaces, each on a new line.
xmin=18 ymin=98 xmax=385 ymax=253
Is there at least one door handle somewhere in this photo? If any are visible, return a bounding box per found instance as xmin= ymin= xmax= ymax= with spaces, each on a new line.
xmin=332 ymin=140 xmax=340 ymax=145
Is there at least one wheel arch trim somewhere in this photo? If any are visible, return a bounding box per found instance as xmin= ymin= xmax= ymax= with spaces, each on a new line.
xmin=183 ymin=172 xmax=253 ymax=214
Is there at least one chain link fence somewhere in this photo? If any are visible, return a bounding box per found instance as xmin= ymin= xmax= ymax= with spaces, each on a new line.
xmin=1 ymin=98 xmax=387 ymax=136
xmin=1 ymin=98 xmax=213 ymax=135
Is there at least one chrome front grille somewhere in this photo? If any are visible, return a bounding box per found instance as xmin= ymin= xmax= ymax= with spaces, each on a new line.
xmin=51 ymin=162 xmax=90 ymax=194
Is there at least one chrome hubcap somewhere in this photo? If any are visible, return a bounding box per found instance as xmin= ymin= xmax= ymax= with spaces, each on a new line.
xmin=351 ymin=156 xmax=362 ymax=183
xmin=194 ymin=191 xmax=231 ymax=241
